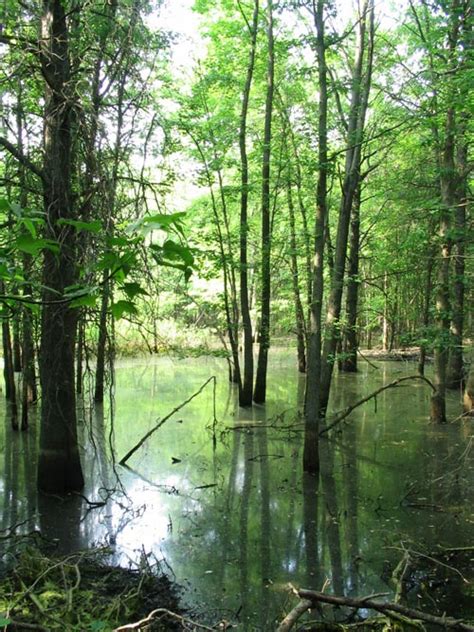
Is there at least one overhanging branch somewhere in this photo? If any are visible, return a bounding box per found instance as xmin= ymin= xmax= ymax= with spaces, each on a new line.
xmin=0 ymin=136 xmax=45 ymax=184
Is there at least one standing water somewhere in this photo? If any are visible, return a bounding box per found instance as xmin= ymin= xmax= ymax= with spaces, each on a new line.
xmin=1 ymin=350 xmax=473 ymax=629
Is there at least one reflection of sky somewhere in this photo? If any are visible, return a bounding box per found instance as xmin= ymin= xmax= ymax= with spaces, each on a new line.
xmin=1 ymin=353 xmax=473 ymax=627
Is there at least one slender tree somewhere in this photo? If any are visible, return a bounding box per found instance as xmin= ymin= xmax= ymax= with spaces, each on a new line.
xmin=239 ymin=0 xmax=259 ymax=406
xmin=254 ymin=0 xmax=275 ymax=403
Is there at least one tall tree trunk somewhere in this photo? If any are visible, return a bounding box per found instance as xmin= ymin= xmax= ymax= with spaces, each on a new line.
xmin=253 ymin=0 xmax=275 ymax=404
xmin=76 ymin=314 xmax=84 ymax=396
xmin=239 ymin=0 xmax=259 ymax=407
xmin=12 ymin=316 xmax=21 ymax=372
xmin=286 ymin=172 xmax=307 ymax=373
xmin=319 ymin=0 xmax=374 ymax=415
xmin=418 ymin=251 xmax=434 ymax=376
xmin=340 ymin=187 xmax=361 ymax=372
xmin=446 ymin=137 xmax=467 ymax=389
xmin=37 ymin=0 xmax=84 ymax=492
xmin=17 ymin=85 xmax=37 ymax=429
xmin=2 ymin=311 xmax=17 ymax=427
xmin=431 ymin=107 xmax=456 ymax=423
xmin=303 ymin=0 xmax=328 ymax=474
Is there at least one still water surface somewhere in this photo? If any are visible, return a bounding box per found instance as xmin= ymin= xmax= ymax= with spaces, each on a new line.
xmin=1 ymin=350 xmax=473 ymax=628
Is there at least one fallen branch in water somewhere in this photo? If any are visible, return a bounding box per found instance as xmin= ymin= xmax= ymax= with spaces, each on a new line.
xmin=320 ymin=374 xmax=436 ymax=435
xmin=114 ymin=607 xmax=216 ymax=631
xmin=293 ymin=588 xmax=474 ymax=631
xmin=119 ymin=376 xmax=216 ymax=466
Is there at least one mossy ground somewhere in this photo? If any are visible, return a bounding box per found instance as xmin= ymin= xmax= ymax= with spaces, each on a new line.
xmin=0 ymin=545 xmax=181 ymax=631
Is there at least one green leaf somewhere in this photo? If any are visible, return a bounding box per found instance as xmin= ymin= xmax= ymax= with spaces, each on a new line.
xmin=10 ymin=202 xmax=23 ymax=217
xmin=70 ymin=294 xmax=98 ymax=309
xmin=14 ymin=233 xmax=59 ymax=256
xmin=110 ymin=300 xmax=138 ymax=320
xmin=131 ymin=212 xmax=186 ymax=236
xmin=0 ymin=618 xmax=12 ymax=626
xmin=162 ymin=239 xmax=194 ymax=267
xmin=122 ymin=282 xmax=148 ymax=299
xmin=106 ymin=236 xmax=129 ymax=248
xmin=57 ymin=219 xmax=102 ymax=233
xmin=20 ymin=217 xmax=37 ymax=238
xmin=0 ymin=198 xmax=10 ymax=212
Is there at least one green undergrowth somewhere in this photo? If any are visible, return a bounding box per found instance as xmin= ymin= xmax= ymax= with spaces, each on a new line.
xmin=0 ymin=545 xmax=181 ymax=631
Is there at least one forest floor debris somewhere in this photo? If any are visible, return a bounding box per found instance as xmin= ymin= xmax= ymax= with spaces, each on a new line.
xmin=0 ymin=544 xmax=182 ymax=631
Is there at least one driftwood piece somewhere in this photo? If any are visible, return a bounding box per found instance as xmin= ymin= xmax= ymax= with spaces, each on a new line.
xmin=119 ymin=376 xmax=216 ymax=466
xmin=320 ymin=374 xmax=436 ymax=435
xmin=296 ymin=589 xmax=474 ymax=631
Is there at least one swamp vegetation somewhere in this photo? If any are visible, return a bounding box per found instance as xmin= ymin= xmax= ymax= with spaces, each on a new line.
xmin=0 ymin=0 xmax=473 ymax=629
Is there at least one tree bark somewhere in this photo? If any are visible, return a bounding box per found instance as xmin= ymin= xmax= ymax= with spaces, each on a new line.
xmin=238 ymin=0 xmax=259 ymax=407
xmin=446 ymin=137 xmax=467 ymax=389
xmin=286 ymin=172 xmax=306 ymax=373
xmin=340 ymin=187 xmax=361 ymax=372
xmin=319 ymin=0 xmax=374 ymax=415
xmin=37 ymin=0 xmax=84 ymax=493
xmin=94 ymin=276 xmax=110 ymax=402
xmin=418 ymin=251 xmax=434 ymax=376
xmin=2 ymin=314 xmax=17 ymax=422
xmin=253 ymin=0 xmax=275 ymax=404
xmin=431 ymin=105 xmax=455 ymax=423
xmin=303 ymin=0 xmax=328 ymax=474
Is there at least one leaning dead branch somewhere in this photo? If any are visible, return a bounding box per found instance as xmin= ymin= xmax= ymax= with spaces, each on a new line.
xmin=320 ymin=375 xmax=435 ymax=435
xmin=119 ymin=376 xmax=217 ymax=466
xmin=287 ymin=588 xmax=474 ymax=631
xmin=276 ymin=598 xmax=313 ymax=632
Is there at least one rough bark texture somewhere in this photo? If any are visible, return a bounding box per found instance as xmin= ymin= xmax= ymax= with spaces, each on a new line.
xmin=238 ymin=0 xmax=259 ymax=407
xmin=253 ymin=0 xmax=274 ymax=404
xmin=37 ymin=0 xmax=84 ymax=493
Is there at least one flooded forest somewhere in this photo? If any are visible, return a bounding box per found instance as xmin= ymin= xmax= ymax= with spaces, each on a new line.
xmin=0 ymin=0 xmax=473 ymax=630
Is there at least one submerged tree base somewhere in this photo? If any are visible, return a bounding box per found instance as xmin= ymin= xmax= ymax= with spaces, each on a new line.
xmin=0 ymin=545 xmax=181 ymax=631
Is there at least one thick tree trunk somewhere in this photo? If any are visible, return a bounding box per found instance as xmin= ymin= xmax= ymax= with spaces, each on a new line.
xmin=254 ymin=0 xmax=275 ymax=404
xmin=340 ymin=188 xmax=361 ymax=372
xmin=431 ymin=105 xmax=456 ymax=424
xmin=238 ymin=0 xmax=259 ymax=407
xmin=303 ymin=0 xmax=328 ymax=474
xmin=37 ymin=0 xmax=84 ymax=493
